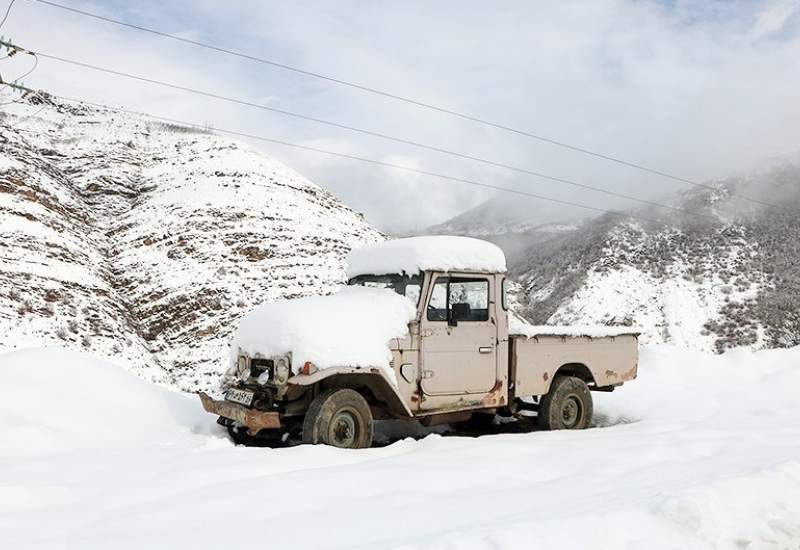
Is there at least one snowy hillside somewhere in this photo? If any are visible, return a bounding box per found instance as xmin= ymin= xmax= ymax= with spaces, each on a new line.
xmin=512 ymin=168 xmax=800 ymax=353
xmin=0 ymin=93 xmax=382 ymax=391
xmin=430 ymin=166 xmax=800 ymax=353
xmin=425 ymin=193 xmax=583 ymax=262
xmin=2 ymin=344 xmax=799 ymax=549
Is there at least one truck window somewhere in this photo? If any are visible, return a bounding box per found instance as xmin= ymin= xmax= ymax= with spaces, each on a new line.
xmin=426 ymin=277 xmax=489 ymax=322
xmin=501 ymin=278 xmax=508 ymax=310
xmin=427 ymin=279 xmax=448 ymax=321
xmin=348 ymin=274 xmax=423 ymax=305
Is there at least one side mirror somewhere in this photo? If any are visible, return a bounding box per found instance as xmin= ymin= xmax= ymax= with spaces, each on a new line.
xmin=449 ymin=302 xmax=471 ymax=326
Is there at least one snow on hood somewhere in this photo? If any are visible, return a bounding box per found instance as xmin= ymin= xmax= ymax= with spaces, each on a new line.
xmin=230 ymin=286 xmax=417 ymax=382
xmin=509 ymin=314 xmax=642 ymax=338
xmin=346 ymin=236 xmax=506 ymax=277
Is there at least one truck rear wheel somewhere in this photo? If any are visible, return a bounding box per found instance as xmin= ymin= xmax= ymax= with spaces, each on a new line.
xmin=302 ymin=388 xmax=374 ymax=449
xmin=537 ymin=376 xmax=593 ymax=430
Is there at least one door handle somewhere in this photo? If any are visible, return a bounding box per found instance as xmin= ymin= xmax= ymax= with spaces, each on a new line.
xmin=478 ymin=346 xmax=493 ymax=354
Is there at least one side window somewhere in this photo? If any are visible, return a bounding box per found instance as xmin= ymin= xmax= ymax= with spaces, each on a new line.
xmin=501 ymin=278 xmax=508 ymax=310
xmin=450 ymin=279 xmax=489 ymax=321
xmin=427 ymin=279 xmax=448 ymax=321
xmin=426 ymin=277 xmax=489 ymax=322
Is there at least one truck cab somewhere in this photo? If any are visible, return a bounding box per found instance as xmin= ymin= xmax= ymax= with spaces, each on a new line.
xmin=199 ymin=236 xmax=639 ymax=448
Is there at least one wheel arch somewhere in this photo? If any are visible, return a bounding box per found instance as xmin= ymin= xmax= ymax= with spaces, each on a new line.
xmin=552 ymin=362 xmax=596 ymax=388
xmin=300 ymin=370 xmax=412 ymax=417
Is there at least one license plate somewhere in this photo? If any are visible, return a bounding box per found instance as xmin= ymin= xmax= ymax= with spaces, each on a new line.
xmin=225 ymin=388 xmax=254 ymax=406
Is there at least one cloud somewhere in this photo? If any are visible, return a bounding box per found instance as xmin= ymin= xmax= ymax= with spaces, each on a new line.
xmin=2 ymin=0 xmax=799 ymax=231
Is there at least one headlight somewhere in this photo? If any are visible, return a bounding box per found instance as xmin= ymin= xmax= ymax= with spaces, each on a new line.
xmin=274 ymin=357 xmax=290 ymax=384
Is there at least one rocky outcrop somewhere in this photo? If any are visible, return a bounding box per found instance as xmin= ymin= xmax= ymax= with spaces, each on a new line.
xmin=0 ymin=95 xmax=382 ymax=391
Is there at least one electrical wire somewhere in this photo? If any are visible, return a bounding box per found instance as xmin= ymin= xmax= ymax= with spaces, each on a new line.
xmin=15 ymin=50 xmax=36 ymax=81
xmin=27 ymin=0 xmax=786 ymax=212
xmin=0 ymin=40 xmax=725 ymax=222
xmin=2 ymin=81 xmax=672 ymax=226
xmin=0 ymin=0 xmax=15 ymax=30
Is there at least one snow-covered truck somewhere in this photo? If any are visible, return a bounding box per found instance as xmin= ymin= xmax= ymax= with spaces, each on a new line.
xmin=199 ymin=236 xmax=639 ymax=448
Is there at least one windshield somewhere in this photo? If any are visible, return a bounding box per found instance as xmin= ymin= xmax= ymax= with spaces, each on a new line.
xmin=347 ymin=274 xmax=423 ymax=305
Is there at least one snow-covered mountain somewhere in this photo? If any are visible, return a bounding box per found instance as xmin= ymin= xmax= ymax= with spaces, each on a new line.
xmin=520 ymin=171 xmax=800 ymax=352
xmin=0 ymin=93 xmax=382 ymax=391
xmin=430 ymin=166 xmax=800 ymax=353
xmin=425 ymin=194 xmax=583 ymax=262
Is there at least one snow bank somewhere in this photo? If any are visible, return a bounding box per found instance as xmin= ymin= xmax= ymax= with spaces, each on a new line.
xmin=2 ymin=344 xmax=800 ymax=549
xmin=0 ymin=347 xmax=211 ymax=456
xmin=346 ymin=235 xmax=507 ymax=277
xmin=230 ymin=286 xmax=416 ymax=381
xmin=508 ymin=314 xmax=641 ymax=338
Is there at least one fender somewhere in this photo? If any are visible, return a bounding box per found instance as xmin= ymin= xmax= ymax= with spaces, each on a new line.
xmin=287 ymin=367 xmax=413 ymax=417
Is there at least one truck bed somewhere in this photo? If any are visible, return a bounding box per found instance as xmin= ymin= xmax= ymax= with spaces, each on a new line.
xmin=509 ymin=328 xmax=639 ymax=398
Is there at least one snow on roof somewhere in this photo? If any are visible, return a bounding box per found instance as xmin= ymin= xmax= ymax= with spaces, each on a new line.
xmin=230 ymin=287 xmax=416 ymax=383
xmin=346 ymin=236 xmax=507 ymax=278
xmin=509 ymin=315 xmax=642 ymax=338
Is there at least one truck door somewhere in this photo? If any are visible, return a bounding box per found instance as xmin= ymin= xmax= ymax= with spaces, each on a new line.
xmin=420 ymin=275 xmax=497 ymax=401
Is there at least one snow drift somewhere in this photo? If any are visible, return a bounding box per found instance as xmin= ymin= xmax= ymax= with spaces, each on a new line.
xmin=346 ymin=235 xmax=507 ymax=277
xmin=1 ymin=344 xmax=799 ymax=549
xmin=229 ymin=286 xmax=416 ymax=379
xmin=0 ymin=348 xmax=212 ymax=456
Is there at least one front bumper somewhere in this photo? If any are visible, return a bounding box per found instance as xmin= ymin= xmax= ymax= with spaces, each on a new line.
xmin=198 ymin=392 xmax=282 ymax=435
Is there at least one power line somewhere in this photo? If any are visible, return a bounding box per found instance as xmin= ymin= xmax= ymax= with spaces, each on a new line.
xmin=0 ymin=0 xmax=15 ymax=30
xmin=25 ymin=0 xmax=786 ymax=212
xmin=1 ymin=80 xmax=672 ymax=226
xmin=0 ymin=39 xmax=724 ymax=222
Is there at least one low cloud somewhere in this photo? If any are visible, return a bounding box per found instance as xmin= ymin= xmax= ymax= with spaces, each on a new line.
xmin=3 ymin=0 xmax=799 ymax=231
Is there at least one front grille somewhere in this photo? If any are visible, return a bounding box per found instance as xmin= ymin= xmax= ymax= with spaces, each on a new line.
xmin=250 ymin=358 xmax=274 ymax=379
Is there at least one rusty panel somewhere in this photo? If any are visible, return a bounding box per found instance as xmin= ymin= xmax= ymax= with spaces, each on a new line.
xmin=199 ymin=392 xmax=281 ymax=434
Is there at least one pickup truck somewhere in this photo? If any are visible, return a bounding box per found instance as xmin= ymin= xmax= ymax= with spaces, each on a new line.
xmin=199 ymin=236 xmax=639 ymax=448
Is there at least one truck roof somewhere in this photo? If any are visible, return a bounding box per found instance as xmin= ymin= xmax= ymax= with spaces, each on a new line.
xmin=346 ymin=236 xmax=507 ymax=278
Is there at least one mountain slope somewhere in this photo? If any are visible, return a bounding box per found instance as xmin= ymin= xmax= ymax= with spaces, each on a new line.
xmin=511 ymin=166 xmax=800 ymax=352
xmin=425 ymin=193 xmax=583 ymax=262
xmin=0 ymin=93 xmax=382 ymax=391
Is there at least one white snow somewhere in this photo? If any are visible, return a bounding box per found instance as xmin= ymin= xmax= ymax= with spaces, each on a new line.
xmin=2 ymin=344 xmax=800 ymax=549
xmin=230 ymin=286 xmax=416 ymax=380
xmin=509 ymin=314 xmax=642 ymax=338
xmin=346 ymin=235 xmax=507 ymax=277
xmin=0 ymin=348 xmax=210 ymax=456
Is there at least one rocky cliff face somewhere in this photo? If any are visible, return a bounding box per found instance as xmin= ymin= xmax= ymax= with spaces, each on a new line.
xmin=0 ymin=94 xmax=382 ymax=391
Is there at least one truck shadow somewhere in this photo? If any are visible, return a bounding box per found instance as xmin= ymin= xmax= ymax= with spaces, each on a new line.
xmin=371 ymin=416 xmax=543 ymax=447
xmin=231 ymin=414 xmax=636 ymax=448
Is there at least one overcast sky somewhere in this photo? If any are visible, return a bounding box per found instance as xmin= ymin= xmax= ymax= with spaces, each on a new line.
xmin=2 ymin=0 xmax=799 ymax=232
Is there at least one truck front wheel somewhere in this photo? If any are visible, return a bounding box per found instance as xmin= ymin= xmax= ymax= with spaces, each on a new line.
xmin=537 ymin=376 xmax=593 ymax=430
xmin=302 ymin=388 xmax=374 ymax=448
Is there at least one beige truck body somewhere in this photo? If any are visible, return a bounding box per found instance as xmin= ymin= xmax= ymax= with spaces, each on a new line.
xmin=201 ymin=268 xmax=638 ymax=439
xmin=378 ymin=270 xmax=638 ymax=418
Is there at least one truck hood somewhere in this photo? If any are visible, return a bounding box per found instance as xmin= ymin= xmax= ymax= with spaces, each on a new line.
xmin=230 ymin=286 xmax=416 ymax=379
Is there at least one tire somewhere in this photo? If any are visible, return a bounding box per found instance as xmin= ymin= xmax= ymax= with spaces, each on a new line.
xmin=537 ymin=375 xmax=593 ymax=430
xmin=302 ymin=388 xmax=374 ymax=449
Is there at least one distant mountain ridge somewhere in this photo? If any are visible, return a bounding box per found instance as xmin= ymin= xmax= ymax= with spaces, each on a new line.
xmin=426 ymin=165 xmax=800 ymax=353
xmin=0 ymin=94 xmax=382 ymax=392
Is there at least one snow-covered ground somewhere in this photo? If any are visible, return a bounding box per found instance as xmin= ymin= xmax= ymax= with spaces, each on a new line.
xmin=2 ymin=345 xmax=799 ymax=549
